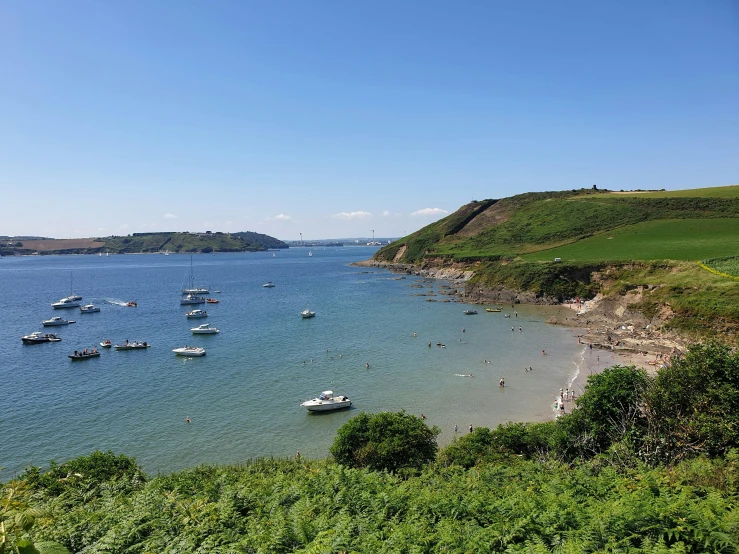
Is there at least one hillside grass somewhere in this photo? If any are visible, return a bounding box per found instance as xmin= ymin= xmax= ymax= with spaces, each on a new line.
xmin=592 ymin=184 xmax=739 ymax=199
xmin=521 ymin=219 xmax=739 ymax=262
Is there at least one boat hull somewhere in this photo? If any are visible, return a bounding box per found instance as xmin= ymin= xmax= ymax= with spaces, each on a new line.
xmin=302 ymin=400 xmax=352 ymax=412
xmin=69 ymin=353 xmax=101 ymax=360
xmin=173 ymin=348 xmax=206 ymax=357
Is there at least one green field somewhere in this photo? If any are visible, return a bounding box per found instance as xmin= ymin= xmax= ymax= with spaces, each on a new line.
xmin=592 ymin=184 xmax=739 ymax=199
xmin=701 ymin=256 xmax=739 ymax=278
xmin=522 ymin=219 xmax=739 ymax=262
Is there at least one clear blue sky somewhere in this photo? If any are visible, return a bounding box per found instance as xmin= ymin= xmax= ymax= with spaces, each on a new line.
xmin=1 ymin=0 xmax=737 ymax=240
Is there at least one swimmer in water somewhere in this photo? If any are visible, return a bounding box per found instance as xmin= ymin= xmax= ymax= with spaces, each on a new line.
xmin=185 ymin=417 xmax=191 ymax=423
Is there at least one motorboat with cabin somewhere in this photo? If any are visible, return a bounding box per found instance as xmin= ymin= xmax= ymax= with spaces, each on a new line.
xmin=180 ymin=294 xmax=206 ymax=305
xmin=173 ymin=346 xmax=206 ymax=357
xmin=206 ymin=298 xmax=219 ymax=303
xmin=42 ymin=316 xmax=75 ymax=326
xmin=186 ymin=309 xmax=208 ymax=318
xmin=301 ymin=391 xmax=351 ymax=412
xmin=51 ymin=297 xmax=81 ymax=309
xmin=190 ymin=323 xmax=219 ymax=334
xmin=22 ymin=332 xmax=62 ymax=344
xmin=301 ymin=308 xmax=316 ymax=318
xmin=463 ymin=309 xmax=478 ymax=315
xmin=79 ymin=304 xmax=100 ymax=313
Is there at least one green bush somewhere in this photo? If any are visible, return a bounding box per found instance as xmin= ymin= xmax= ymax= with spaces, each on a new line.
xmin=330 ymin=411 xmax=439 ymax=473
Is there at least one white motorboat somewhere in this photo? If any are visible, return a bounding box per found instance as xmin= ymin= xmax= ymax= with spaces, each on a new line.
xmin=182 ymin=255 xmax=209 ymax=295
xmin=263 ymin=282 xmax=275 ymax=288
xmin=21 ymin=332 xmax=62 ymax=344
xmin=42 ymin=316 xmax=75 ymax=326
xmin=463 ymin=309 xmax=478 ymax=315
xmin=114 ymin=341 xmax=150 ymax=350
xmin=79 ymin=304 xmax=100 ymax=313
xmin=180 ymin=294 xmax=206 ymax=305
xmin=186 ymin=309 xmax=208 ymax=318
xmin=173 ymin=346 xmax=206 ymax=357
xmin=301 ymin=391 xmax=351 ymax=412
xmin=190 ymin=323 xmax=219 ymax=334
xmin=51 ymin=297 xmax=81 ymax=309
xmin=301 ymin=308 xmax=316 ymax=318
xmin=100 ymin=340 xmax=113 ymax=348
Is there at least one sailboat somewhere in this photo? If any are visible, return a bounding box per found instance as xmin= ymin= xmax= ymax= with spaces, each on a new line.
xmin=181 ymin=255 xmax=209 ymax=295
xmin=51 ymin=272 xmax=82 ymax=308
xmin=308 ymin=250 xmax=313 ymax=257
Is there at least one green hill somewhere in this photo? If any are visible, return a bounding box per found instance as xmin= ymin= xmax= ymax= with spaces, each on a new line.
xmin=374 ymin=185 xmax=739 ymax=339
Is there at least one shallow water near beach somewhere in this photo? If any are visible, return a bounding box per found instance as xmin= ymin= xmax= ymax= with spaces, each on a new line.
xmin=0 ymin=247 xmax=593 ymax=478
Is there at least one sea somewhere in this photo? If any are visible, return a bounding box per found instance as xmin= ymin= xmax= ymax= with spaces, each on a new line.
xmin=0 ymin=247 xmax=594 ymax=479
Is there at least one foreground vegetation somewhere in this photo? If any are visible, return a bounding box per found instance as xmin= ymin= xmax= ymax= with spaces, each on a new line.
xmin=4 ymin=343 xmax=739 ymax=553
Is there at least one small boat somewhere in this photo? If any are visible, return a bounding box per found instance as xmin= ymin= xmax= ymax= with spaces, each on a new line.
xmin=69 ymin=349 xmax=101 ymax=360
xmin=485 ymin=308 xmax=501 ymax=313
xmin=190 ymin=323 xmax=219 ymax=334
xmin=301 ymin=391 xmax=351 ymax=412
xmin=100 ymin=340 xmax=113 ymax=348
xmin=126 ymin=301 xmax=137 ymax=307
xmin=463 ymin=309 xmax=478 ymax=315
xmin=206 ymin=298 xmax=219 ymax=303
xmin=186 ymin=309 xmax=208 ymax=318
xmin=173 ymin=346 xmax=206 ymax=357
xmin=180 ymin=294 xmax=205 ymax=305
xmin=301 ymin=308 xmax=316 ymax=319
xmin=263 ymin=282 xmax=275 ymax=288
xmin=114 ymin=341 xmax=150 ymax=350
xmin=308 ymin=251 xmax=313 ymax=257
xmin=42 ymin=316 xmax=76 ymax=326
xmin=79 ymin=304 xmax=101 ymax=313
xmin=22 ymin=332 xmax=61 ymax=344
xmin=51 ymin=297 xmax=81 ymax=309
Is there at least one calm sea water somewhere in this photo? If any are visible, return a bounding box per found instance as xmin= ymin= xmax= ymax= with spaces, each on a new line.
xmin=0 ymin=247 xmax=589 ymax=478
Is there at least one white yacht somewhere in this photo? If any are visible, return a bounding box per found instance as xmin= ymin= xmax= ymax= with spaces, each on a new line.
xmin=263 ymin=282 xmax=276 ymax=288
xmin=22 ymin=332 xmax=62 ymax=344
xmin=186 ymin=309 xmax=208 ymax=319
xmin=301 ymin=391 xmax=351 ymax=412
xmin=51 ymin=297 xmax=81 ymax=309
xmin=42 ymin=316 xmax=75 ymax=326
xmin=180 ymin=294 xmax=206 ymax=305
xmin=190 ymin=323 xmax=219 ymax=334
xmin=182 ymin=255 xmax=209 ymax=295
xmin=173 ymin=346 xmax=206 ymax=357
xmin=79 ymin=304 xmax=100 ymax=313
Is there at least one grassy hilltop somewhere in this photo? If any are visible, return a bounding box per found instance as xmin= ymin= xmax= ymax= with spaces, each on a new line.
xmin=374 ymin=185 xmax=739 ymax=339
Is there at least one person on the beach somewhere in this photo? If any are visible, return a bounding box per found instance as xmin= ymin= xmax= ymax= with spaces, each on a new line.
xmin=499 ymin=378 xmax=505 ymax=387
xmin=469 ymin=424 xmax=473 ymax=433
xmin=454 ymin=424 xmax=458 ymax=433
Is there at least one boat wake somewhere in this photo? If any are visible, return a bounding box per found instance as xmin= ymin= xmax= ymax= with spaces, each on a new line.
xmin=107 ymin=299 xmax=130 ymax=307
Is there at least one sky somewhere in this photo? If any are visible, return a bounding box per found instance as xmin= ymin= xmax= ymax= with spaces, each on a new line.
xmin=1 ymin=0 xmax=737 ymax=241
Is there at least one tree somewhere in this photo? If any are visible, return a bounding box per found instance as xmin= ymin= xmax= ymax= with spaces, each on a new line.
xmin=556 ymin=365 xmax=650 ymax=460
xmin=644 ymin=342 xmax=739 ymax=463
xmin=330 ymin=411 xmax=439 ymax=473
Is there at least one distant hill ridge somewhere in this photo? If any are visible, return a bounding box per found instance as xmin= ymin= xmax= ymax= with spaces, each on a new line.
xmin=0 ymin=231 xmax=288 ymax=256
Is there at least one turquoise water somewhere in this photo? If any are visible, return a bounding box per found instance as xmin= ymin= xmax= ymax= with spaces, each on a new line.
xmin=0 ymin=247 xmax=587 ymax=478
